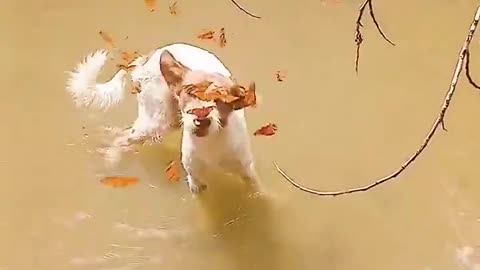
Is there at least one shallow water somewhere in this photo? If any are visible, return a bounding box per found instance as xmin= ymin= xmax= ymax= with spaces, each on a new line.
xmin=2 ymin=0 xmax=480 ymax=269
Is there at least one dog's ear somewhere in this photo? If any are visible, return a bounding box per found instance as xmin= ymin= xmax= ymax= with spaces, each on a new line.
xmin=159 ymin=50 xmax=189 ymax=88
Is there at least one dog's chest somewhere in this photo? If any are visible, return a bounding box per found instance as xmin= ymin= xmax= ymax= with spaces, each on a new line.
xmin=191 ymin=134 xmax=239 ymax=169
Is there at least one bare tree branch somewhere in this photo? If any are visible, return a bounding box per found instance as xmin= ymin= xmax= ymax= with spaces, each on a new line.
xmin=355 ymin=0 xmax=395 ymax=73
xmin=275 ymin=5 xmax=480 ymax=197
xmin=367 ymin=0 xmax=395 ymax=46
xmin=229 ymin=0 xmax=261 ymax=19
xmin=354 ymin=1 xmax=367 ymax=73
xmin=440 ymin=119 xmax=448 ymax=132
xmin=465 ymin=49 xmax=480 ymax=89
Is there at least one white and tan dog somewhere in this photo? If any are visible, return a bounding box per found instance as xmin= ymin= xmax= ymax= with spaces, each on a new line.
xmin=66 ymin=42 xmax=260 ymax=194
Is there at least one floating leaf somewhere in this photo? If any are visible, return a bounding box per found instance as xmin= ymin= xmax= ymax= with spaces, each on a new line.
xmin=242 ymin=85 xmax=257 ymax=107
xmin=98 ymin=31 xmax=115 ymax=50
xmin=165 ymin=160 xmax=180 ymax=182
xmin=169 ymin=1 xmax=178 ymax=15
xmin=144 ymin=0 xmax=157 ymax=11
xmin=219 ymin=28 xmax=227 ymax=48
xmin=197 ymin=89 xmax=238 ymax=103
xmin=218 ymin=91 xmax=240 ymax=103
xmin=229 ymin=83 xmax=257 ymax=110
xmin=197 ymin=30 xmax=215 ymax=40
xmin=182 ymin=81 xmax=256 ymax=110
xmin=254 ymin=123 xmax=277 ymax=136
xmin=117 ymin=64 xmax=137 ymax=72
xmin=184 ymin=81 xmax=213 ymax=93
xmin=190 ymin=86 xmax=240 ymax=104
xmin=100 ymin=176 xmax=139 ymax=188
xmin=120 ymin=50 xmax=140 ymax=65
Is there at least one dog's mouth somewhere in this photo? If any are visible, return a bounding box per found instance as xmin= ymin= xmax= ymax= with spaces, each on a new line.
xmin=193 ymin=128 xmax=208 ymax=137
xmin=192 ymin=118 xmax=211 ymax=137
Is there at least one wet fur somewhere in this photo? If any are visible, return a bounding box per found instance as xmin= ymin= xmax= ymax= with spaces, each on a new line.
xmin=66 ymin=42 xmax=260 ymax=194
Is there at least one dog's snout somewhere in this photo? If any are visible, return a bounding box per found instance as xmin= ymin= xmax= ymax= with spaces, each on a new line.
xmin=193 ymin=118 xmax=211 ymax=128
xmin=187 ymin=106 xmax=215 ymax=136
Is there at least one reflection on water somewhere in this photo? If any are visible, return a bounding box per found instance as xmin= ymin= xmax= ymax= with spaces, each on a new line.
xmin=2 ymin=0 xmax=480 ymax=269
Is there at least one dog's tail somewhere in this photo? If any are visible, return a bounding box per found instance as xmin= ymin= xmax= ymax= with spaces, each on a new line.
xmin=66 ymin=50 xmax=128 ymax=111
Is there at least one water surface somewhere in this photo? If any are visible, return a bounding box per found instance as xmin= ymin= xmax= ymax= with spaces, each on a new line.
xmin=2 ymin=0 xmax=480 ymax=269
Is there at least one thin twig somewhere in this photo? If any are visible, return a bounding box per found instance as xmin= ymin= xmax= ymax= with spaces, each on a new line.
xmin=355 ymin=0 xmax=395 ymax=73
xmin=367 ymin=0 xmax=395 ymax=46
xmin=465 ymin=49 xmax=480 ymax=89
xmin=229 ymin=0 xmax=261 ymax=19
xmin=441 ymin=119 xmax=448 ymax=132
xmin=275 ymin=5 xmax=480 ymax=197
xmin=354 ymin=1 xmax=368 ymax=73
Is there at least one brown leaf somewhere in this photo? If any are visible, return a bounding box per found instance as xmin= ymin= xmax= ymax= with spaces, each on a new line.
xmin=183 ymin=81 xmax=257 ymax=110
xmin=254 ymin=123 xmax=277 ymax=136
xmin=197 ymin=30 xmax=215 ymax=40
xmin=117 ymin=64 xmax=137 ymax=72
xmin=169 ymin=1 xmax=178 ymax=15
xmin=190 ymin=87 xmax=239 ymax=103
xmin=275 ymin=71 xmax=286 ymax=82
xmin=165 ymin=160 xmax=180 ymax=182
xmin=120 ymin=50 xmax=140 ymax=65
xmin=98 ymin=31 xmax=115 ymax=50
xmin=219 ymin=28 xmax=227 ymax=48
xmin=183 ymin=81 xmax=211 ymax=97
xmin=186 ymin=81 xmax=214 ymax=93
xmin=229 ymin=84 xmax=256 ymax=110
xmin=242 ymin=87 xmax=257 ymax=107
xmin=219 ymin=91 xmax=240 ymax=103
xmin=100 ymin=176 xmax=139 ymax=188
xmin=144 ymin=0 xmax=157 ymax=11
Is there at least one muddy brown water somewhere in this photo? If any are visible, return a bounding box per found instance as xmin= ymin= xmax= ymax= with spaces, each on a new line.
xmin=2 ymin=0 xmax=480 ymax=269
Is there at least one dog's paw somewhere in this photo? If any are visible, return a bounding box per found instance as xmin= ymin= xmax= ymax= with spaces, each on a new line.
xmin=188 ymin=181 xmax=207 ymax=194
xmin=189 ymin=183 xmax=207 ymax=194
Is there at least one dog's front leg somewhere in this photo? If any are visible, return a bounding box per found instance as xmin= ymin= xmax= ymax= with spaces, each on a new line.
xmin=234 ymin=147 xmax=262 ymax=192
xmin=239 ymin=159 xmax=260 ymax=185
xmin=181 ymin=144 xmax=206 ymax=194
xmin=111 ymin=125 xmax=151 ymax=148
xmin=100 ymin=126 xmax=151 ymax=167
xmin=182 ymin=157 xmax=206 ymax=194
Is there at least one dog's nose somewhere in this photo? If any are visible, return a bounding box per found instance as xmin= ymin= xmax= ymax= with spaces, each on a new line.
xmin=193 ymin=118 xmax=211 ymax=128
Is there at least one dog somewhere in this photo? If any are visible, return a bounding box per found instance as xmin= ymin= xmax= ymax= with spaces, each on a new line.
xmin=66 ymin=42 xmax=260 ymax=194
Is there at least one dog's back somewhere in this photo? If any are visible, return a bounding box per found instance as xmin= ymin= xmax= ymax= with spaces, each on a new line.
xmin=133 ymin=43 xmax=232 ymax=83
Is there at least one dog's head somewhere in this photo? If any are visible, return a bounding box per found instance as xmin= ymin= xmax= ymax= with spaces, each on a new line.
xmin=159 ymin=49 xmax=249 ymax=138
